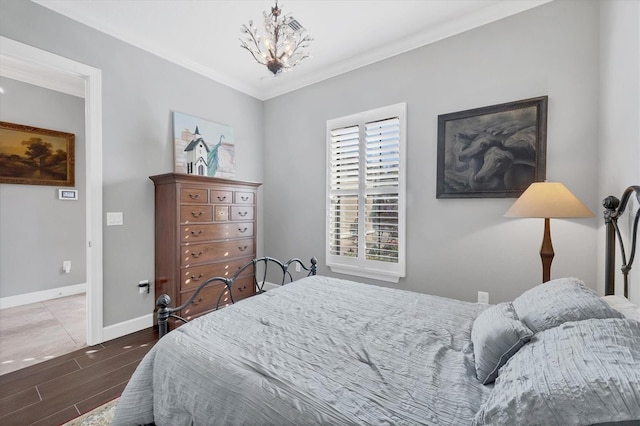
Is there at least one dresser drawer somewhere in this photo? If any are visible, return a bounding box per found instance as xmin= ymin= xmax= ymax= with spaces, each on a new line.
xmin=235 ymin=192 xmax=254 ymax=204
xmin=231 ymin=206 xmax=254 ymax=221
xmin=231 ymin=275 xmax=255 ymax=302
xmin=181 ymin=256 xmax=254 ymax=291
xmin=210 ymin=190 xmax=233 ymax=204
xmin=179 ymin=275 xmax=255 ymax=319
xmin=181 ymin=239 xmax=254 ymax=266
xmin=179 ymin=282 xmax=232 ymax=319
xmin=180 ymin=205 xmax=213 ymax=223
xmin=180 ymin=188 xmax=208 ymax=204
xmin=181 ymin=223 xmax=254 ymax=242
xmin=214 ymin=206 xmax=229 ymax=222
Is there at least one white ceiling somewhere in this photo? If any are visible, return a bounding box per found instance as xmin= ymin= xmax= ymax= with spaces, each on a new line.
xmin=33 ymin=0 xmax=552 ymax=100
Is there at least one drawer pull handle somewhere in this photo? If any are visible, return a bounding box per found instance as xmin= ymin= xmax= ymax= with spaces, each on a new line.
xmin=191 ymin=211 xmax=204 ymax=217
xmin=238 ymin=211 xmax=248 ymax=217
xmin=192 ymin=297 xmax=203 ymax=306
xmin=191 ymin=230 xmax=204 ymax=236
xmin=238 ymin=245 xmax=248 ymax=252
xmin=238 ymin=227 xmax=248 ymax=233
xmin=191 ymin=273 xmax=204 ymax=281
xmin=238 ymin=285 xmax=246 ymax=292
xmin=241 ymin=196 xmax=249 ymax=201
xmin=191 ymin=251 xmax=204 ymax=258
xmin=189 ymin=193 xmax=200 ymax=199
xmin=217 ymin=195 xmax=227 ymax=201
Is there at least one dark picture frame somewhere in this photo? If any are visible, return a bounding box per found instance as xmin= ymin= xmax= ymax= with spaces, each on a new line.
xmin=436 ymin=96 xmax=547 ymax=198
xmin=0 ymin=121 xmax=75 ymax=187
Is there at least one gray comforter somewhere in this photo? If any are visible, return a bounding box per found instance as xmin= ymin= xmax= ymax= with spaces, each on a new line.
xmin=113 ymin=275 xmax=492 ymax=425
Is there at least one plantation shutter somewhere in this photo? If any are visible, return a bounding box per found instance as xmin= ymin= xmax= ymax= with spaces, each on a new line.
xmin=328 ymin=125 xmax=360 ymax=257
xmin=326 ymin=103 xmax=406 ymax=283
xmin=365 ymin=117 xmax=400 ymax=263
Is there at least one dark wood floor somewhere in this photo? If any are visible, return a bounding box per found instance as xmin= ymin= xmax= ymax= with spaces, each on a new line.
xmin=0 ymin=327 xmax=158 ymax=426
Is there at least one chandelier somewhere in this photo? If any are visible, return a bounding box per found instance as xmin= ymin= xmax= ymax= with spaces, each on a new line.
xmin=240 ymin=1 xmax=313 ymax=76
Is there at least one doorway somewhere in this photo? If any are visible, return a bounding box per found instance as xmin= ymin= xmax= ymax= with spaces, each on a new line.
xmin=0 ymin=36 xmax=104 ymax=346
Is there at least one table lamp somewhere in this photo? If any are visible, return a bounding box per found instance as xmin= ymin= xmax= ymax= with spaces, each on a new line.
xmin=505 ymin=181 xmax=593 ymax=282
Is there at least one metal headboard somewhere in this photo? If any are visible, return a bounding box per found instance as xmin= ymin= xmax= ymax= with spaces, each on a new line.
xmin=156 ymin=256 xmax=317 ymax=338
xmin=603 ymin=185 xmax=640 ymax=297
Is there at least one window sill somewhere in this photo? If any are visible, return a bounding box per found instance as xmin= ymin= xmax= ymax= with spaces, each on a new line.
xmin=328 ymin=264 xmax=402 ymax=283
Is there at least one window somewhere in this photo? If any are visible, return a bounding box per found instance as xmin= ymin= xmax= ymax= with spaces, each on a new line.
xmin=326 ymin=103 xmax=406 ymax=283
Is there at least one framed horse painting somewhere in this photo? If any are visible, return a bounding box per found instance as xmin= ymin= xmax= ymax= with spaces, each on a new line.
xmin=436 ymin=96 xmax=547 ymax=198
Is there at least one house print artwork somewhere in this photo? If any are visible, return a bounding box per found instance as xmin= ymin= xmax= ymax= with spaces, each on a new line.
xmin=173 ymin=111 xmax=236 ymax=178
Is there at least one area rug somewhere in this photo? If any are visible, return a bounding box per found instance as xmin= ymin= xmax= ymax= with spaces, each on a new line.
xmin=62 ymin=398 xmax=118 ymax=426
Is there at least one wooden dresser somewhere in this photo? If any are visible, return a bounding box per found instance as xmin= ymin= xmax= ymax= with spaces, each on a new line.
xmin=150 ymin=173 xmax=261 ymax=322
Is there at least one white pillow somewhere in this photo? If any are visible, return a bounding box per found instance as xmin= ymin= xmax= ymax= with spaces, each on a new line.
xmin=601 ymin=295 xmax=640 ymax=321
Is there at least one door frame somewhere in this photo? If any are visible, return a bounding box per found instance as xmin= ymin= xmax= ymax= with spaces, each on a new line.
xmin=0 ymin=36 xmax=104 ymax=345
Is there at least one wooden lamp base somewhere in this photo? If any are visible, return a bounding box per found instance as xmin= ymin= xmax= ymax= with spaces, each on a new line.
xmin=540 ymin=217 xmax=554 ymax=283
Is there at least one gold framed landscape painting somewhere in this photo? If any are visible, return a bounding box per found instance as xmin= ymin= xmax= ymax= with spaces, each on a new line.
xmin=0 ymin=121 xmax=75 ymax=186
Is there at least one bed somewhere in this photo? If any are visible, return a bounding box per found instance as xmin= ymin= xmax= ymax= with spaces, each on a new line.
xmin=113 ymin=186 xmax=640 ymax=426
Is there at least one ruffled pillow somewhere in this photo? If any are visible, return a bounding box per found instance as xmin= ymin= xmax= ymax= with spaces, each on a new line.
xmin=512 ymin=277 xmax=624 ymax=333
xmin=471 ymin=302 xmax=533 ymax=384
xmin=474 ymin=318 xmax=640 ymax=425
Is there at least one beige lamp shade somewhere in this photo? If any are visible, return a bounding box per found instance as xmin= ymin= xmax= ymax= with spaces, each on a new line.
xmin=505 ymin=182 xmax=594 ymax=218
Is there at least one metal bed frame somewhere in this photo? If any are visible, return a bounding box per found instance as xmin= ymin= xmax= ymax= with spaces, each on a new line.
xmin=604 ymin=185 xmax=640 ymax=298
xmin=155 ymin=186 xmax=639 ymax=339
xmin=156 ymin=256 xmax=317 ymax=337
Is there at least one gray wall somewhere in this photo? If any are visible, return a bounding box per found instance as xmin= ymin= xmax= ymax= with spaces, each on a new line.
xmin=0 ymin=77 xmax=86 ymax=296
xmin=597 ymin=0 xmax=640 ymax=304
xmin=0 ymin=0 xmax=264 ymax=326
xmin=264 ymin=0 xmax=602 ymax=304
xmin=1 ymin=0 xmax=637 ymax=330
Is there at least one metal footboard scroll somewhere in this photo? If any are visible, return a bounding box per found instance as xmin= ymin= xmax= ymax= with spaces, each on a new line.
xmin=157 ymin=256 xmax=317 ymax=338
xmin=603 ymin=185 xmax=640 ymax=297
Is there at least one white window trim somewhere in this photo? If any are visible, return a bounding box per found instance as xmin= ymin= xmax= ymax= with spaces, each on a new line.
xmin=325 ymin=103 xmax=406 ymax=283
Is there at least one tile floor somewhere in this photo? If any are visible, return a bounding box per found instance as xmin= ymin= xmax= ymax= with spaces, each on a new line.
xmin=0 ymin=293 xmax=86 ymax=375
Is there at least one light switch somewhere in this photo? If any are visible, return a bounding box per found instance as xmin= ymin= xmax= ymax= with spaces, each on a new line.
xmin=106 ymin=212 xmax=124 ymax=226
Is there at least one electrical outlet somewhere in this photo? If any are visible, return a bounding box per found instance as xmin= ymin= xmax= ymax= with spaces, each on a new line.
xmin=295 ymin=263 xmax=301 ymax=272
xmin=63 ymin=260 xmax=71 ymax=274
xmin=138 ymin=280 xmax=150 ymax=294
xmin=478 ymin=291 xmax=489 ymax=304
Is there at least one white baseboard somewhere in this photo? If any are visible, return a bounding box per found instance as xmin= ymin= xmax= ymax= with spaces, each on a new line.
xmin=101 ymin=313 xmax=154 ymax=343
xmin=0 ymin=283 xmax=87 ymax=310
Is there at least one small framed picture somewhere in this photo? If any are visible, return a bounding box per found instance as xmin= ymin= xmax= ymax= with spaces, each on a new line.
xmin=58 ymin=189 xmax=78 ymax=200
